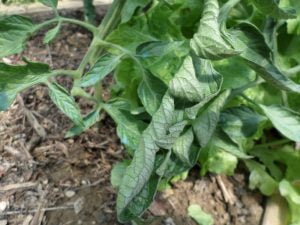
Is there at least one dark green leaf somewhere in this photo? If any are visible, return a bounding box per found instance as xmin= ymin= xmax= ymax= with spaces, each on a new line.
xmin=138 ymin=72 xmax=167 ymax=115
xmin=121 ymin=0 xmax=151 ymax=23
xmin=83 ymin=0 xmax=96 ymax=24
xmin=0 ymin=15 xmax=36 ymax=58
xmin=80 ymin=54 xmax=122 ymax=87
xmin=0 ymin=60 xmax=50 ymax=111
xmin=47 ymin=82 xmax=83 ymax=126
xmin=250 ymin=0 xmax=296 ymax=19
xmin=259 ymin=104 xmax=300 ymax=142
xmin=193 ymin=90 xmax=231 ymax=148
xmin=229 ymin=23 xmax=300 ymax=93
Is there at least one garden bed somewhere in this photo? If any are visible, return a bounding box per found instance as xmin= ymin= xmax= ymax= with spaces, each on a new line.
xmin=0 ymin=12 xmax=264 ymax=225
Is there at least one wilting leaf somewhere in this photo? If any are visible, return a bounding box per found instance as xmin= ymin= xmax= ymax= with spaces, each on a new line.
xmin=80 ymin=54 xmax=122 ymax=87
xmin=0 ymin=16 xmax=36 ymax=58
xmin=260 ymin=104 xmax=300 ymax=142
xmin=193 ymin=90 xmax=231 ymax=148
xmin=229 ymin=22 xmax=300 ymax=93
xmin=190 ymin=0 xmax=238 ymax=60
xmin=0 ymin=60 xmax=50 ymax=111
xmin=47 ymin=82 xmax=83 ymax=126
xmin=169 ymin=55 xmax=222 ymax=103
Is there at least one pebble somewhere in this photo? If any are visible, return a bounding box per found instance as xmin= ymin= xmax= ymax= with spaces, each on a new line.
xmin=65 ymin=190 xmax=76 ymax=198
xmin=0 ymin=201 xmax=7 ymax=212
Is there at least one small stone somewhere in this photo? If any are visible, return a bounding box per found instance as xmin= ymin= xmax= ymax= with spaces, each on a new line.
xmin=65 ymin=190 xmax=76 ymax=198
xmin=0 ymin=201 xmax=7 ymax=212
xmin=74 ymin=197 xmax=85 ymax=214
xmin=0 ymin=220 xmax=7 ymax=225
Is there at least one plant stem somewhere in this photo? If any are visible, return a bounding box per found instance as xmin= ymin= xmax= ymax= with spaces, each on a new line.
xmin=255 ymin=139 xmax=292 ymax=148
xmin=34 ymin=17 xmax=97 ymax=34
xmin=285 ymin=65 xmax=300 ymax=76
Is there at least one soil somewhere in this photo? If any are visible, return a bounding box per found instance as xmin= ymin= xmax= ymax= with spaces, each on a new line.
xmin=0 ymin=12 xmax=265 ymax=225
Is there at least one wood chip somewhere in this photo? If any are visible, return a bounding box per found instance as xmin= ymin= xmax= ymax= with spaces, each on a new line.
xmin=0 ymin=182 xmax=37 ymax=192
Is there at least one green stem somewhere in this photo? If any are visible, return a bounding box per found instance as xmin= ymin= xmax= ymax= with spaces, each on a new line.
xmin=255 ymin=139 xmax=292 ymax=148
xmin=51 ymin=69 xmax=80 ymax=78
xmin=285 ymin=65 xmax=300 ymax=76
xmin=34 ymin=17 xmax=97 ymax=34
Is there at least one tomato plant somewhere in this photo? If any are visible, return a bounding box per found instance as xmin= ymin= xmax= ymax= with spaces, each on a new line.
xmin=1 ymin=0 xmax=300 ymax=224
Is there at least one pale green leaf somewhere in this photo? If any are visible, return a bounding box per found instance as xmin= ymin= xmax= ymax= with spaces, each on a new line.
xmin=173 ymin=129 xmax=194 ymax=165
xmin=188 ymin=204 xmax=214 ymax=225
xmin=43 ymin=23 xmax=61 ymax=44
xmin=259 ymin=104 xmax=300 ymax=142
xmin=111 ymin=161 xmax=131 ymax=189
xmin=47 ymin=82 xmax=83 ymax=126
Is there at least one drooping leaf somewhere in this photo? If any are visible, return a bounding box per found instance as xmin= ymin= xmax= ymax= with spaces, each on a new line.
xmin=190 ymin=0 xmax=238 ymax=60
xmin=173 ymin=129 xmax=194 ymax=166
xmin=250 ymin=0 xmax=296 ymax=19
xmin=138 ymin=72 xmax=168 ymax=115
xmin=220 ymin=106 xmax=267 ymax=149
xmin=104 ymin=101 xmax=146 ymax=153
xmin=117 ymin=94 xmax=175 ymax=222
xmin=65 ymin=106 xmax=101 ymax=138
xmin=43 ymin=23 xmax=61 ymax=44
xmin=39 ymin=0 xmax=58 ymax=8
xmin=193 ymin=90 xmax=231 ymax=148
xmin=169 ymin=55 xmax=222 ymax=103
xmin=259 ymin=104 xmax=300 ymax=142
xmin=80 ymin=54 xmax=122 ymax=87
xmin=229 ymin=22 xmax=300 ymax=93
xmin=0 ymin=61 xmax=50 ymax=111
xmin=0 ymin=15 xmax=36 ymax=58
xmin=245 ymin=160 xmax=278 ymax=196
xmin=137 ymin=41 xmax=190 ymax=83
xmin=121 ymin=0 xmax=151 ymax=23
xmin=188 ymin=204 xmax=214 ymax=225
xmin=47 ymin=82 xmax=83 ymax=126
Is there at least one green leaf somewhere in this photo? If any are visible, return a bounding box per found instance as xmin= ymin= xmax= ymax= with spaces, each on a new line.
xmin=193 ymin=90 xmax=231 ymax=148
xmin=47 ymin=82 xmax=83 ymax=126
xmin=169 ymin=55 xmax=222 ymax=103
xmin=83 ymin=0 xmax=96 ymax=24
xmin=279 ymin=180 xmax=300 ymax=224
xmin=250 ymin=0 xmax=296 ymax=19
xmin=259 ymin=104 xmax=300 ymax=142
xmin=117 ymin=94 xmax=175 ymax=222
xmin=121 ymin=0 xmax=151 ymax=23
xmin=104 ymin=101 xmax=146 ymax=153
xmin=43 ymin=23 xmax=61 ymax=44
xmin=220 ymin=106 xmax=267 ymax=149
xmin=137 ymin=41 xmax=190 ymax=83
xmin=229 ymin=22 xmax=300 ymax=93
xmin=0 ymin=60 xmax=50 ymax=111
xmin=111 ymin=161 xmax=131 ymax=189
xmin=138 ymin=72 xmax=167 ymax=115
xmin=80 ymin=54 xmax=122 ymax=87
xmin=39 ymin=0 xmax=58 ymax=8
xmin=0 ymin=15 xmax=36 ymax=58
xmin=188 ymin=204 xmax=214 ymax=225
xmin=245 ymin=160 xmax=278 ymax=196
xmin=65 ymin=106 xmax=101 ymax=138
xmin=190 ymin=0 xmax=238 ymax=60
